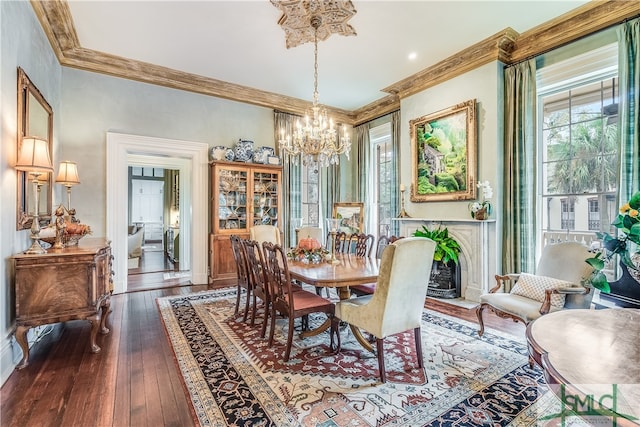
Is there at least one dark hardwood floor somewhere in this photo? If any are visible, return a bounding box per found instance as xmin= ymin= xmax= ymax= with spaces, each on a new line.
xmin=0 ymin=276 xmax=524 ymax=427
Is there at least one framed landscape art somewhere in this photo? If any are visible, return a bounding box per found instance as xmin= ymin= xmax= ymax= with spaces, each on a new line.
xmin=332 ymin=202 xmax=364 ymax=234
xmin=410 ymin=99 xmax=477 ymax=202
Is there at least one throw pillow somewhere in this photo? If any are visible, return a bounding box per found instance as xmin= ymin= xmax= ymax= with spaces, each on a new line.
xmin=510 ymin=273 xmax=574 ymax=309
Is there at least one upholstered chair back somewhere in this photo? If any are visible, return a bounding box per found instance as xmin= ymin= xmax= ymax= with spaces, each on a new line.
xmin=358 ymin=237 xmax=436 ymax=338
xmin=250 ymin=225 xmax=282 ymax=245
xmin=297 ymin=226 xmax=323 ymax=245
xmin=535 ymin=241 xmax=594 ymax=308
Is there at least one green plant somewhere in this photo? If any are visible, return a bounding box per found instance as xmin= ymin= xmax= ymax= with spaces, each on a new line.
xmin=412 ymin=225 xmax=461 ymax=264
xmin=585 ymin=191 xmax=640 ymax=292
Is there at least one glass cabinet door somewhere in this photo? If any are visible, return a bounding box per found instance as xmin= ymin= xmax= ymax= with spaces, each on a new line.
xmin=217 ymin=168 xmax=248 ymax=231
xmin=252 ymin=171 xmax=279 ymax=227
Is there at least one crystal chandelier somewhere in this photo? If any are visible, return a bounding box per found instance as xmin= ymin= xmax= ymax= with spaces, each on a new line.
xmin=278 ymin=16 xmax=351 ymax=167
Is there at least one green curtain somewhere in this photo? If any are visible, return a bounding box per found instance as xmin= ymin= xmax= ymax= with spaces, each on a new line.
xmin=320 ymin=143 xmax=341 ymax=227
xmin=390 ymin=110 xmax=401 ymax=237
xmin=354 ymin=123 xmax=370 ymax=232
xmin=274 ymin=111 xmax=301 ymax=246
xmin=503 ymin=59 xmax=538 ymax=274
xmin=617 ymin=17 xmax=640 ymax=201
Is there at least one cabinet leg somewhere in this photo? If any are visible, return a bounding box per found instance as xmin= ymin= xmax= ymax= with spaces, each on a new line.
xmin=87 ymin=314 xmax=102 ymax=353
xmin=15 ymin=325 xmax=30 ymax=370
xmin=100 ymin=299 xmax=111 ymax=335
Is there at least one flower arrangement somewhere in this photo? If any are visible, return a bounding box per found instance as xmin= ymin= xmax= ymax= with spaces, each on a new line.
xmin=585 ymin=191 xmax=640 ymax=292
xmin=469 ymin=180 xmax=493 ymax=220
xmin=287 ymin=246 xmax=329 ymax=264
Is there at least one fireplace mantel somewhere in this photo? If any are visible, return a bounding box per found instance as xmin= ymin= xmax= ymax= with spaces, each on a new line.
xmin=392 ymin=218 xmax=496 ymax=302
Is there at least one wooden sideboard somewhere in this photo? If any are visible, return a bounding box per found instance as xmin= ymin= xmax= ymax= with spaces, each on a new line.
xmin=11 ymin=237 xmax=114 ymax=369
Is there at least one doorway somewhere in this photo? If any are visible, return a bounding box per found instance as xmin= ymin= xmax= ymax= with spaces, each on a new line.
xmin=127 ymin=167 xmax=185 ymax=291
xmin=106 ymin=132 xmax=209 ymax=294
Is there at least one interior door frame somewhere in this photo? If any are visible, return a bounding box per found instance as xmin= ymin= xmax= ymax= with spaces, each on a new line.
xmin=106 ymin=132 xmax=209 ymax=293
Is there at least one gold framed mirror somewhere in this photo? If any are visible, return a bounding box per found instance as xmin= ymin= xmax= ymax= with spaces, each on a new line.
xmin=17 ymin=67 xmax=54 ymax=230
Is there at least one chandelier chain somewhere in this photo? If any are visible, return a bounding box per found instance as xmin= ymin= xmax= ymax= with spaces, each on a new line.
xmin=277 ymin=14 xmax=351 ymax=167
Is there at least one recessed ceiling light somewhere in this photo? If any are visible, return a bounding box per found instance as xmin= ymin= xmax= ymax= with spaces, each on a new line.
xmin=408 ymin=52 xmax=417 ymax=61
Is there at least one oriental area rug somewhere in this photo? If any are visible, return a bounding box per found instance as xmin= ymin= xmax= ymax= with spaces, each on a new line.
xmin=157 ymin=289 xmax=569 ymax=426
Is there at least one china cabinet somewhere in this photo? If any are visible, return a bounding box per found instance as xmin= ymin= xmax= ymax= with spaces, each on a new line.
xmin=209 ymin=161 xmax=282 ymax=285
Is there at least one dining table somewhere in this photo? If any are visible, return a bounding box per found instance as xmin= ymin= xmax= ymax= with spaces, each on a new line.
xmin=287 ymin=253 xmax=380 ymax=352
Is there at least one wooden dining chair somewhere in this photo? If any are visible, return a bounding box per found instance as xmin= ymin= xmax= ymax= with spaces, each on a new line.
xmin=230 ymin=234 xmax=252 ymax=322
xmin=326 ymin=231 xmax=348 ymax=253
xmin=350 ymin=235 xmax=402 ymax=297
xmin=242 ymin=238 xmax=271 ymax=338
xmin=331 ymin=237 xmax=436 ymax=383
xmin=262 ymin=241 xmax=337 ymax=362
xmin=353 ymin=233 xmax=375 ymax=257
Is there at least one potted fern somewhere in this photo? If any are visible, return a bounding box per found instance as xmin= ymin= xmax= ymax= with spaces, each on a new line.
xmin=413 ymin=225 xmax=461 ymax=297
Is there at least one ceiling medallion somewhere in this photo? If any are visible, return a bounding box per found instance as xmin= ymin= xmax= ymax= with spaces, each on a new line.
xmin=270 ymin=0 xmax=357 ymax=49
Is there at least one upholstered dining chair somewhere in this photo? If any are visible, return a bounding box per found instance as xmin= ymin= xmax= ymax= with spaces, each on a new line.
xmin=250 ymin=224 xmax=282 ymax=245
xmin=242 ymin=239 xmax=271 ymax=338
xmin=476 ymin=241 xmax=595 ymax=337
xmin=262 ymin=241 xmax=337 ymax=362
xmin=350 ymin=235 xmax=403 ymax=297
xmin=297 ymin=226 xmax=324 ymax=245
xmin=230 ymin=234 xmax=252 ymax=322
xmin=331 ymin=237 xmax=437 ymax=383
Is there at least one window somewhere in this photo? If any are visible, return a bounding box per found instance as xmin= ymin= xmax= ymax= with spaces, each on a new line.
xmin=538 ymin=43 xmax=618 ymax=246
xmin=369 ymin=122 xmax=394 ymax=238
xmin=560 ymin=198 xmax=575 ymax=230
xmin=588 ymin=197 xmax=600 ymax=230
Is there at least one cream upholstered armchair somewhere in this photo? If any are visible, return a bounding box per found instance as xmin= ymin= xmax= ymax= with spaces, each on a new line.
xmin=331 ymin=237 xmax=437 ymax=383
xmin=296 ymin=226 xmax=323 ymax=245
xmin=476 ymin=241 xmax=594 ymax=337
xmin=249 ymin=225 xmax=282 ymax=245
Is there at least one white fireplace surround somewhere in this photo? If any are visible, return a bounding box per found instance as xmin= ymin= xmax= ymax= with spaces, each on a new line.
xmin=393 ymin=218 xmax=496 ymax=302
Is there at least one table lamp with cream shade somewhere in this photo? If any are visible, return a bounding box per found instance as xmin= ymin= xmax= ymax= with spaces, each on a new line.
xmin=15 ymin=136 xmax=53 ymax=254
xmin=55 ymin=160 xmax=80 ymax=221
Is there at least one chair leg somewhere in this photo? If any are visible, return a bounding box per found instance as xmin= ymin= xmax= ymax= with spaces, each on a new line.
xmin=234 ymin=286 xmax=241 ymax=316
xmin=476 ymin=304 xmax=486 ymax=337
xmin=284 ymin=316 xmax=295 ymax=362
xmin=376 ymin=338 xmax=386 ymax=383
xmin=414 ymin=327 xmax=424 ymax=370
xmin=268 ymin=306 xmax=277 ymax=347
xmin=260 ymin=301 xmax=269 ymax=339
xmin=242 ymin=288 xmax=252 ymax=322
xmin=250 ymin=294 xmax=258 ymax=326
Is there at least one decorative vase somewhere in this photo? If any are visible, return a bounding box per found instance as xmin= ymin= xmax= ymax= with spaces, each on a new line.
xmin=474 ymin=207 xmax=487 ymax=220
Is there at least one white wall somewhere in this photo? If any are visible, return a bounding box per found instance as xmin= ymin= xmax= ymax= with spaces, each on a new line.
xmin=0 ymin=0 xmax=62 ymax=385
xmin=399 ymin=62 xmax=504 ymax=278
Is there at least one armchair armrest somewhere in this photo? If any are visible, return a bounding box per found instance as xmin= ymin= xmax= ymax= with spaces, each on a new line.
xmin=491 ymin=273 xmax=521 ymax=293
xmin=540 ymin=286 xmax=591 ymax=314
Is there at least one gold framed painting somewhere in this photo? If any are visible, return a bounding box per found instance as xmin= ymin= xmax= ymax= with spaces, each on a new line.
xmin=410 ymin=99 xmax=477 ymax=202
xmin=332 ymin=202 xmax=363 ymax=234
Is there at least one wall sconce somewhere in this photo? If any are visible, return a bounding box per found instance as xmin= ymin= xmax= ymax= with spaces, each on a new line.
xmin=15 ymin=137 xmax=53 ymax=254
xmin=55 ymin=160 xmax=81 ymax=221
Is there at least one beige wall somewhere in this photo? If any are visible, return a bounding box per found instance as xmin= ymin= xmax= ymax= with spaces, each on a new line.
xmin=60 ymin=68 xmax=275 ymax=237
xmin=399 ymin=61 xmax=503 ymax=280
